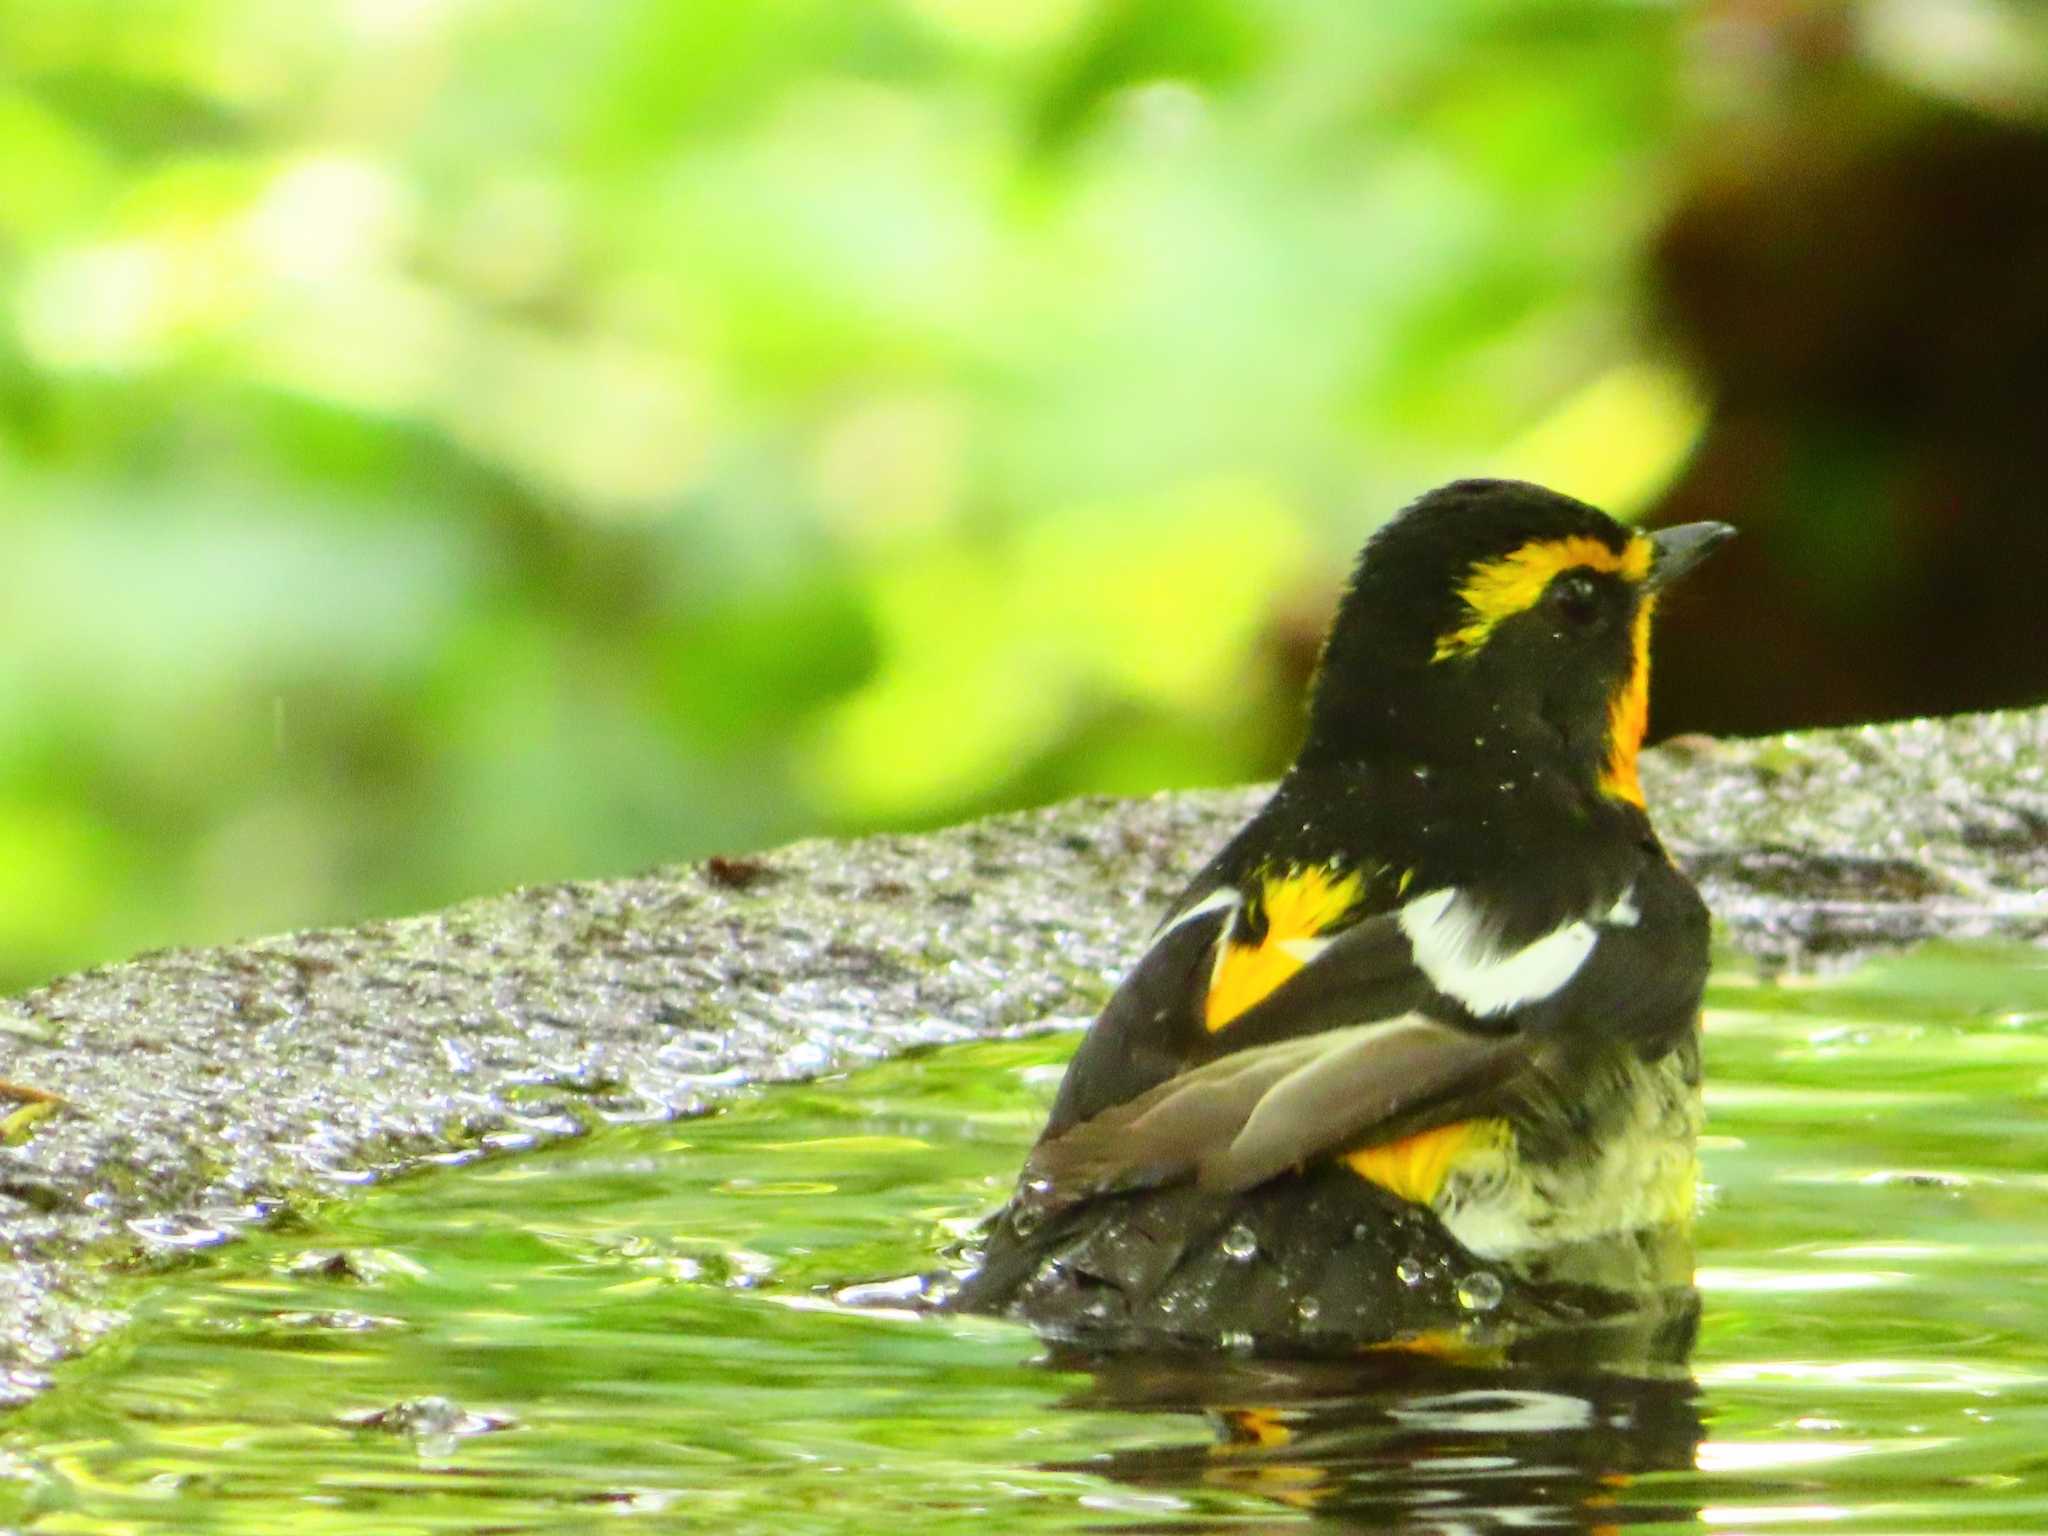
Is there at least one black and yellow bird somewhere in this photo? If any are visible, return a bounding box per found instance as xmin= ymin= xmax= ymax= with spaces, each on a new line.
xmin=952 ymin=479 xmax=1733 ymax=1346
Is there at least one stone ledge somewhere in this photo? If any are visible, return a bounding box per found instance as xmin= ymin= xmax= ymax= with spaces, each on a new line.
xmin=1644 ymin=708 xmax=2048 ymax=960
xmin=2 ymin=707 xmax=2044 ymax=1402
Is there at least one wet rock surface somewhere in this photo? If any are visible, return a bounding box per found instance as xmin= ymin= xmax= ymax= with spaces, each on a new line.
xmin=1645 ymin=708 xmax=2048 ymax=963
xmin=2 ymin=707 xmax=2045 ymax=1402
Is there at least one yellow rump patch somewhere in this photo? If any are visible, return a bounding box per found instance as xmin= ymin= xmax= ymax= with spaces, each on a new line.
xmin=1599 ymin=597 xmax=1656 ymax=806
xmin=1343 ymin=1118 xmax=1506 ymax=1205
xmin=1433 ymin=533 xmax=1653 ymax=660
xmin=1205 ymin=864 xmax=1365 ymax=1032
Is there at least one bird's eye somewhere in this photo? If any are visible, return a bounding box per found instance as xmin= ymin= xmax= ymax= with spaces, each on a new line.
xmin=1549 ymin=573 xmax=1602 ymax=628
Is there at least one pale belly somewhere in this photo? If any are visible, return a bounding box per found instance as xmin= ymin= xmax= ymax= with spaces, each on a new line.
xmin=1430 ymin=1050 xmax=1704 ymax=1261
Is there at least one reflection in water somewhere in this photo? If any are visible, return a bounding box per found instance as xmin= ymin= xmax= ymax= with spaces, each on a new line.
xmin=1043 ymin=1290 xmax=1704 ymax=1533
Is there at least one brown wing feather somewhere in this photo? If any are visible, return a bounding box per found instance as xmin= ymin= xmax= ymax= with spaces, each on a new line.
xmin=1028 ymin=1017 xmax=1524 ymax=1207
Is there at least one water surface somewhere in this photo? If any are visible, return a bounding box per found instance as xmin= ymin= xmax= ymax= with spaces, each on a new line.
xmin=5 ymin=943 xmax=2048 ymax=1533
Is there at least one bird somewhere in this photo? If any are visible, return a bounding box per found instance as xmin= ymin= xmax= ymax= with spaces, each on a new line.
xmin=949 ymin=478 xmax=1734 ymax=1347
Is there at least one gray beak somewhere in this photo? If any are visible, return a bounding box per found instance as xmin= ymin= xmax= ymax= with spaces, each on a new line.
xmin=1645 ymin=521 xmax=1736 ymax=591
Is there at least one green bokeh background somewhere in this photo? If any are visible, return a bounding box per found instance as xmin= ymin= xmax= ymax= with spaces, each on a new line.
xmin=2 ymin=0 xmax=2040 ymax=991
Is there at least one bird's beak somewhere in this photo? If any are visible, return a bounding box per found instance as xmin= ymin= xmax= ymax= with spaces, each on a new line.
xmin=1644 ymin=521 xmax=1736 ymax=591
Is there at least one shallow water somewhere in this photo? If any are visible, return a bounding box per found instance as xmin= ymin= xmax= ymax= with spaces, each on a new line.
xmin=6 ymin=943 xmax=2048 ymax=1534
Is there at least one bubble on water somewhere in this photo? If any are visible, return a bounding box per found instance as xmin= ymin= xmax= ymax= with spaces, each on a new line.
xmin=127 ymin=1215 xmax=231 ymax=1251
xmin=1394 ymin=1257 xmax=1425 ymax=1288
xmin=1456 ymin=1271 xmax=1504 ymax=1313
xmin=272 ymin=1309 xmax=400 ymax=1333
xmin=833 ymin=1274 xmax=934 ymax=1310
xmin=712 ymin=1248 xmax=777 ymax=1290
xmin=1220 ymin=1225 xmax=1259 ymax=1261
xmin=1295 ymin=1295 xmax=1321 ymax=1324
xmin=1220 ymin=1330 xmax=1256 ymax=1353
xmin=1860 ymin=1169 xmax=1969 ymax=1191
xmin=341 ymin=1395 xmax=511 ymax=1441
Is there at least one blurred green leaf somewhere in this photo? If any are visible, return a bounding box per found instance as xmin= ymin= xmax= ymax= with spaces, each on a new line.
xmin=0 ymin=0 xmax=1719 ymax=988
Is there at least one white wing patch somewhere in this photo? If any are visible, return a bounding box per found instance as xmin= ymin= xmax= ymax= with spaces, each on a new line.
xmin=1278 ymin=936 xmax=1332 ymax=963
xmin=1153 ymin=884 xmax=1240 ymax=939
xmin=1397 ymin=888 xmax=1598 ymax=1016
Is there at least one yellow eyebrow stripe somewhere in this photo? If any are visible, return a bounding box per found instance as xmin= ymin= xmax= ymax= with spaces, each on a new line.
xmin=1205 ymin=864 xmax=1364 ymax=1032
xmin=1432 ymin=533 xmax=1652 ymax=660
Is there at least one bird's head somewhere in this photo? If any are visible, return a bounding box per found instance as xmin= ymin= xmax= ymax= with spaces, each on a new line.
xmin=1305 ymin=479 xmax=1733 ymax=805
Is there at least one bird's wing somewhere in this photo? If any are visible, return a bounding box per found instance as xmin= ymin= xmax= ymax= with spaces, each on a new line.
xmin=1028 ymin=1011 xmax=1527 ymax=1199
xmin=1037 ymin=883 xmax=1253 ymax=1139
xmin=1040 ymin=856 xmax=1600 ymax=1138
xmin=1028 ymin=854 xmax=1705 ymax=1207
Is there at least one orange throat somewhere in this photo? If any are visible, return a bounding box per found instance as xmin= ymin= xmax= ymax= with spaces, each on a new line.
xmin=1599 ymin=598 xmax=1655 ymax=807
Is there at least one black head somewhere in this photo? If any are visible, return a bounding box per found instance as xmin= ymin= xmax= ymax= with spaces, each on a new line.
xmin=1304 ymin=479 xmax=1732 ymax=803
